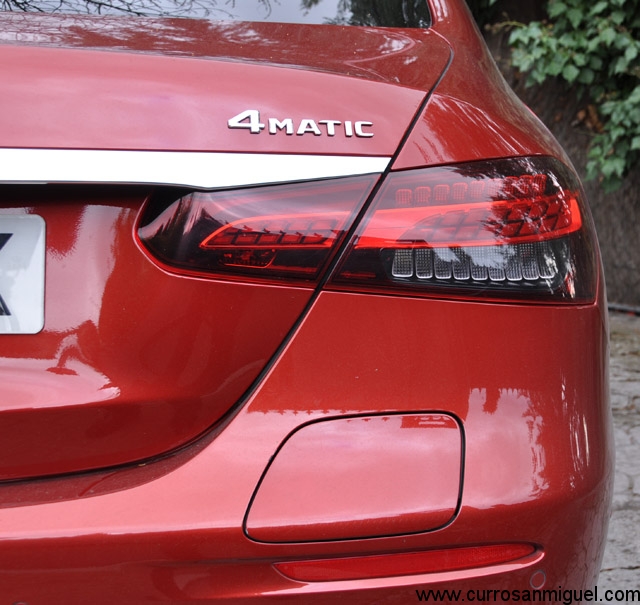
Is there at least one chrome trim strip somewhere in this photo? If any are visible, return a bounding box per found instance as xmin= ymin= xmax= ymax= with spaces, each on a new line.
xmin=0 ymin=149 xmax=390 ymax=188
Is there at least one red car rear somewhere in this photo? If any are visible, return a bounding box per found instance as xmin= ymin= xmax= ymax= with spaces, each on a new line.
xmin=0 ymin=0 xmax=612 ymax=602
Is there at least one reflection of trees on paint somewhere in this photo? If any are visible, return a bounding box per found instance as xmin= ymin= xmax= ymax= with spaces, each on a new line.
xmin=0 ymin=0 xmax=274 ymax=18
xmin=1 ymin=0 xmax=430 ymax=27
xmin=302 ymin=0 xmax=430 ymax=27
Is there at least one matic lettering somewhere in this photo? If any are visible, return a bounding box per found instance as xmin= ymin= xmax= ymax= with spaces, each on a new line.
xmin=228 ymin=109 xmax=373 ymax=138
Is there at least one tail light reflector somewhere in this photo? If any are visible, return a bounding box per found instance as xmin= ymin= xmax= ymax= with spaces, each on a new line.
xmin=274 ymin=543 xmax=538 ymax=582
xmin=137 ymin=175 xmax=378 ymax=283
xmin=329 ymin=157 xmax=598 ymax=302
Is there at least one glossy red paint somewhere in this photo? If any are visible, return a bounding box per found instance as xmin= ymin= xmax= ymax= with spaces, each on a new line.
xmin=394 ymin=0 xmax=567 ymax=169
xmin=246 ymin=414 xmax=462 ymax=542
xmin=0 ymin=0 xmax=612 ymax=601
xmin=0 ymin=187 xmax=312 ymax=479
xmin=0 ymin=12 xmax=450 ymax=88
xmin=0 ymin=293 xmax=610 ymax=601
xmin=0 ymin=21 xmax=446 ymax=155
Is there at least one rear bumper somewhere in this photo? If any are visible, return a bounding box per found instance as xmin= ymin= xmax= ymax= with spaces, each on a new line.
xmin=0 ymin=293 xmax=612 ymax=603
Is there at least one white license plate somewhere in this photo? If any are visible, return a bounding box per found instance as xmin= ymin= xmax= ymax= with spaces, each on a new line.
xmin=0 ymin=215 xmax=45 ymax=334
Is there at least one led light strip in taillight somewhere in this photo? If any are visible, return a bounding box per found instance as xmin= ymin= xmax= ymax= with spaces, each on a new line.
xmin=355 ymin=195 xmax=582 ymax=249
xmin=200 ymin=213 xmax=345 ymax=250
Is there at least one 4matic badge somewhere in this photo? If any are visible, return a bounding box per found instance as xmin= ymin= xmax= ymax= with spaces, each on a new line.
xmin=228 ymin=109 xmax=373 ymax=138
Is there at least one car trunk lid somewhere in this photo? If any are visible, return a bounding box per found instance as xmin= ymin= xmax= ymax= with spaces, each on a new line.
xmin=0 ymin=16 xmax=452 ymax=480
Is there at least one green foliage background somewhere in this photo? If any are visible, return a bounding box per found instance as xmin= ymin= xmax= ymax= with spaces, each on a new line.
xmin=468 ymin=0 xmax=640 ymax=192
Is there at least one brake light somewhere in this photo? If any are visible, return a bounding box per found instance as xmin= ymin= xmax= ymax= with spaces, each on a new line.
xmin=137 ymin=175 xmax=378 ymax=283
xmin=329 ymin=157 xmax=597 ymax=302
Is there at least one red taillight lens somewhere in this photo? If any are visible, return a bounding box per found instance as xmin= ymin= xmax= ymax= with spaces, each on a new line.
xmin=137 ymin=157 xmax=597 ymax=302
xmin=274 ymin=543 xmax=538 ymax=582
xmin=137 ymin=175 xmax=378 ymax=283
xmin=329 ymin=157 xmax=598 ymax=302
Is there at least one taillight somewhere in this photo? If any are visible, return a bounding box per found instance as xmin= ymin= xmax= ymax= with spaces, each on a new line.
xmin=137 ymin=156 xmax=597 ymax=303
xmin=137 ymin=175 xmax=378 ymax=283
xmin=329 ymin=157 xmax=598 ymax=302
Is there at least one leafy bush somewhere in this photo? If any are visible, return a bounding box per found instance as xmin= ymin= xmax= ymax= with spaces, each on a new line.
xmin=507 ymin=0 xmax=640 ymax=191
